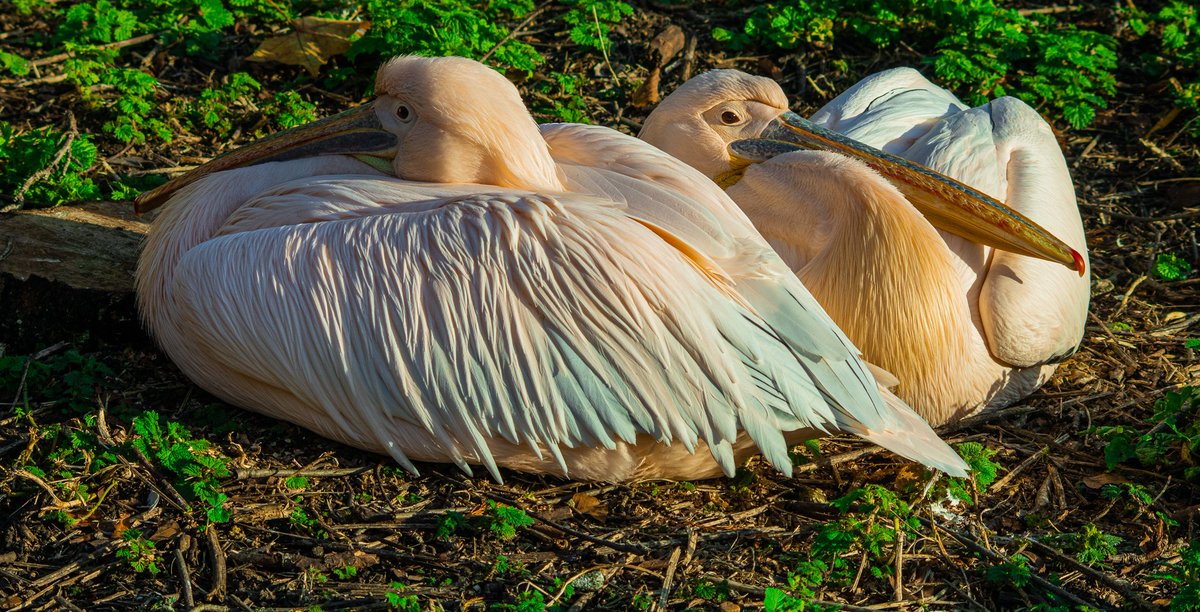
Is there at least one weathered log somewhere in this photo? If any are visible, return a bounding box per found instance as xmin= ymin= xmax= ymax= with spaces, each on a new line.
xmin=0 ymin=202 xmax=149 ymax=353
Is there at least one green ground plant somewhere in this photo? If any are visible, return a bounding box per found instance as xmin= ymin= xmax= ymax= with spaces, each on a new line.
xmin=385 ymin=581 xmax=421 ymax=611
xmin=186 ymin=73 xmax=263 ymax=138
xmin=2 ymin=0 xmax=639 ymax=208
xmin=714 ymin=0 xmax=1118 ymax=128
xmin=1127 ymin=2 xmax=1200 ymax=135
xmin=812 ymin=485 xmax=918 ymax=585
xmin=0 ymin=350 xmax=114 ymax=412
xmin=0 ymin=123 xmax=101 ymax=206
xmin=1155 ymin=253 xmax=1193 ymax=281
xmin=289 ymin=506 xmax=328 ymax=538
xmin=985 ymin=553 xmax=1033 ymax=588
xmin=485 ymin=501 xmax=535 ymax=540
xmin=1094 ymin=386 xmax=1200 ymax=479
xmin=267 ymin=91 xmax=320 ymax=130
xmin=493 ymin=589 xmax=548 ymax=611
xmin=1155 ymin=541 xmax=1200 ymax=610
xmin=4 ymin=351 xmax=234 ymax=528
xmin=561 ymin=0 xmax=634 ymax=51
xmin=98 ymin=68 xmax=173 ymax=144
xmin=0 ymin=49 xmax=30 ymax=75
xmin=116 ymin=529 xmax=162 ymax=574
xmin=59 ymin=0 xmax=140 ymax=45
xmin=435 ymin=510 xmax=469 ymax=539
xmin=532 ymin=72 xmax=591 ymax=123
xmin=947 ymin=441 xmax=1001 ymax=504
xmin=1072 ymin=524 xmax=1122 ymax=566
xmin=350 ymin=0 xmax=543 ymax=74
xmin=763 ymin=586 xmax=819 ymax=612
xmin=126 ymin=410 xmax=232 ymax=523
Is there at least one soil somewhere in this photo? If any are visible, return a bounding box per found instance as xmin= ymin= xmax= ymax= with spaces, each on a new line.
xmin=1 ymin=1 xmax=1198 ymax=610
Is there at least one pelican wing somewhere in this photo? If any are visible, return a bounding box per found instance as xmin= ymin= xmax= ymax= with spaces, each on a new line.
xmin=168 ymin=173 xmax=902 ymax=482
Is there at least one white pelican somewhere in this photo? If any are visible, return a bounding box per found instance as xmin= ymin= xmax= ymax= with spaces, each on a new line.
xmin=640 ymin=68 xmax=1090 ymax=426
xmin=135 ymin=56 xmax=970 ymax=482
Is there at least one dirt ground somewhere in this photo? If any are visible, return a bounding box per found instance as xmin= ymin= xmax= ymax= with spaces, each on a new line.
xmin=2 ymin=1 xmax=1199 ymax=610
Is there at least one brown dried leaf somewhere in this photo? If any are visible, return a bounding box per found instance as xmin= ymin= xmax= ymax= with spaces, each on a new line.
xmin=248 ymin=17 xmax=370 ymax=76
xmin=892 ymin=463 xmax=926 ymax=490
xmin=650 ymin=25 xmax=686 ymax=67
xmin=756 ymin=57 xmax=782 ymax=81
xmin=1082 ymin=472 xmax=1128 ymax=489
xmin=322 ymin=550 xmax=380 ymax=570
xmin=110 ymin=513 xmax=133 ymax=539
xmin=570 ymin=492 xmax=608 ymax=520
xmin=631 ymin=67 xmax=661 ymax=108
xmin=149 ymin=521 xmax=180 ymax=542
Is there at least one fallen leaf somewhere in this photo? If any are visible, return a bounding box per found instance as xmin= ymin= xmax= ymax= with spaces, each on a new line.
xmin=110 ymin=513 xmax=133 ymax=539
xmin=631 ymin=67 xmax=661 ymax=108
xmin=650 ymin=25 xmax=686 ymax=67
xmin=322 ymin=550 xmax=380 ymax=570
xmin=892 ymin=463 xmax=926 ymax=490
xmin=570 ymin=492 xmax=608 ymax=520
xmin=1082 ymin=472 xmax=1128 ymax=489
xmin=248 ymin=17 xmax=370 ymax=76
xmin=757 ymin=57 xmax=782 ymax=81
xmin=149 ymin=521 xmax=180 ymax=542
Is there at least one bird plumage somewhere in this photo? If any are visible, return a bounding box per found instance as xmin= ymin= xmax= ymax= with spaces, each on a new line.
xmin=137 ymin=56 xmax=967 ymax=481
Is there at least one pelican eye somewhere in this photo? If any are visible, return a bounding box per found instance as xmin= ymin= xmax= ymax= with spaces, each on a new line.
xmin=720 ymin=110 xmax=741 ymax=125
xmin=396 ymin=104 xmax=413 ymax=122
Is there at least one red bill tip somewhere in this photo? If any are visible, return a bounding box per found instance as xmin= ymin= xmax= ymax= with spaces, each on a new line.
xmin=1071 ymin=249 xmax=1086 ymax=277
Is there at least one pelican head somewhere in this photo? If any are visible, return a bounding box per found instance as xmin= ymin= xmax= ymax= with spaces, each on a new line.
xmin=641 ymin=69 xmax=1085 ymax=275
xmin=639 ymin=69 xmax=789 ymax=180
xmin=135 ymin=56 xmax=561 ymax=213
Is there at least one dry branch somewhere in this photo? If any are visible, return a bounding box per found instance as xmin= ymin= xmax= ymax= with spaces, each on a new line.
xmin=0 ymin=201 xmax=147 ymax=351
xmin=0 ymin=201 xmax=146 ymax=293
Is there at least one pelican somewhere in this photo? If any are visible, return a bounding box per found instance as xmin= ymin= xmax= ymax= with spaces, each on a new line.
xmin=640 ymin=68 xmax=1090 ymax=426
xmin=135 ymin=56 xmax=969 ymax=482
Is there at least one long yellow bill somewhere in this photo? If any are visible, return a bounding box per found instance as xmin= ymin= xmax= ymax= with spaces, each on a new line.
xmin=134 ymin=102 xmax=396 ymax=214
xmin=726 ymin=111 xmax=1086 ymax=276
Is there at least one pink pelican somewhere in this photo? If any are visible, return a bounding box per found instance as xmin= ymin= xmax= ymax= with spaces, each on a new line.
xmin=641 ymin=68 xmax=1090 ymax=426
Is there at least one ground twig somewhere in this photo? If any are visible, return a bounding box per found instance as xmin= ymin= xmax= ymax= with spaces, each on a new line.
xmin=924 ymin=518 xmax=1107 ymax=611
xmin=206 ymin=524 xmax=227 ymax=603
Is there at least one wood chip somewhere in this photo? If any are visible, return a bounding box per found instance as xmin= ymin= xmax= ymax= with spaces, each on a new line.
xmin=632 ymin=67 xmax=661 ymax=108
xmin=650 ymin=25 xmax=686 ymax=67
